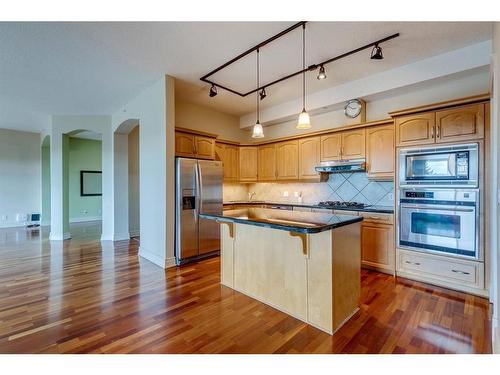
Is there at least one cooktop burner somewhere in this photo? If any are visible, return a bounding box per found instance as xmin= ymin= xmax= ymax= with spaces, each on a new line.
xmin=318 ymin=201 xmax=369 ymax=209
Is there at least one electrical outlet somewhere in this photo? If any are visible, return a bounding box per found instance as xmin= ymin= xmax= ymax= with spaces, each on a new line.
xmin=0 ymin=215 xmax=7 ymax=221
xmin=283 ymin=191 xmax=289 ymax=197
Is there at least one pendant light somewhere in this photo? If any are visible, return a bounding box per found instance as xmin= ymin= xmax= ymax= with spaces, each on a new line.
xmin=297 ymin=24 xmax=311 ymax=129
xmin=252 ymin=49 xmax=264 ymax=138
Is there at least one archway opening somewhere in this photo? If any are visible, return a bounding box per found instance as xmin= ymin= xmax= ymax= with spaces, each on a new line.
xmin=65 ymin=130 xmax=103 ymax=238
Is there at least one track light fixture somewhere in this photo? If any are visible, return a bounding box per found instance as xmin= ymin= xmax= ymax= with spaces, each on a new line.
xmin=252 ymin=49 xmax=265 ymax=138
xmin=209 ymin=84 xmax=218 ymax=97
xmin=317 ymin=65 xmax=326 ymax=80
xmin=371 ymin=44 xmax=384 ymax=60
xmin=259 ymin=88 xmax=267 ymax=100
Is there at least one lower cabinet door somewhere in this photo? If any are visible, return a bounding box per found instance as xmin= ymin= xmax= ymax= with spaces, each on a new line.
xmin=361 ymin=222 xmax=394 ymax=274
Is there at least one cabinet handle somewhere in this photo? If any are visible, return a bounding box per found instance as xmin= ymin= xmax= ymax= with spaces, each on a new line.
xmin=431 ymin=126 xmax=435 ymax=139
xmin=436 ymin=125 xmax=441 ymax=138
xmin=405 ymin=260 xmax=421 ymax=266
xmin=452 ymin=269 xmax=470 ymax=275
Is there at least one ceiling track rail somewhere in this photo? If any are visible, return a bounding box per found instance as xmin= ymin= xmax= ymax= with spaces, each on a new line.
xmin=200 ymin=22 xmax=400 ymax=98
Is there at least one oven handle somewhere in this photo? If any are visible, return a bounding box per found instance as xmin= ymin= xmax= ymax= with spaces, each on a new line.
xmin=400 ymin=204 xmax=475 ymax=213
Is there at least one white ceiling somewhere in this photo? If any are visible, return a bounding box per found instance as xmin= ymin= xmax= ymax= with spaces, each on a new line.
xmin=0 ymin=21 xmax=493 ymax=133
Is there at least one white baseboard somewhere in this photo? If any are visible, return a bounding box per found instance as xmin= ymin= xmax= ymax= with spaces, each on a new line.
xmin=138 ymin=246 xmax=176 ymax=269
xmin=70 ymin=216 xmax=101 ymax=223
xmin=0 ymin=222 xmax=26 ymax=229
xmin=129 ymin=229 xmax=140 ymax=237
xmin=493 ymin=317 xmax=500 ymax=354
xmin=113 ymin=232 xmax=130 ymax=241
xmin=166 ymin=256 xmax=176 ymax=268
xmin=49 ymin=231 xmax=71 ymax=241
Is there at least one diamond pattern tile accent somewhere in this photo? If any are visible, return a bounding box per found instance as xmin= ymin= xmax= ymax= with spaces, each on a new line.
xmin=348 ymin=172 xmax=370 ymax=191
xmin=241 ymin=172 xmax=395 ymax=206
xmin=361 ymin=182 xmax=387 ymax=204
xmin=336 ymin=180 xmax=358 ymax=202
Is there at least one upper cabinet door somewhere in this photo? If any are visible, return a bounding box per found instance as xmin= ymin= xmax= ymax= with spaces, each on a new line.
xmin=395 ymin=113 xmax=435 ymax=147
xmin=366 ymin=124 xmax=394 ymax=180
xmin=215 ymin=142 xmax=225 ymax=162
xmin=341 ymin=129 xmax=366 ymax=159
xmin=258 ymin=144 xmax=277 ymax=181
xmin=298 ymin=137 xmax=320 ymax=180
xmin=239 ymin=147 xmax=258 ymax=182
xmin=435 ymin=103 xmax=484 ymax=143
xmin=276 ymin=140 xmax=299 ymax=180
xmin=320 ymin=133 xmax=342 ymax=161
xmin=194 ymin=136 xmax=215 ymax=160
xmin=224 ymin=144 xmax=239 ymax=181
xmin=175 ymin=132 xmax=196 ymax=157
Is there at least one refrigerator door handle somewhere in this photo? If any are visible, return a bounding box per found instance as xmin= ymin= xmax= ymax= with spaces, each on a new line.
xmin=196 ymin=161 xmax=203 ymax=214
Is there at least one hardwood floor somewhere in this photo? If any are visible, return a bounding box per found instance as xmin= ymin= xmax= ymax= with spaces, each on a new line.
xmin=0 ymin=222 xmax=492 ymax=354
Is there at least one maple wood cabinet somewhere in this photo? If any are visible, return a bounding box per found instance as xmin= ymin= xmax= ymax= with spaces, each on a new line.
xmin=216 ymin=142 xmax=239 ymax=182
xmin=239 ymin=146 xmax=258 ymax=182
xmin=366 ymin=124 xmax=394 ymax=180
xmin=360 ymin=213 xmax=394 ymax=274
xmin=435 ymin=103 xmax=484 ymax=143
xmin=395 ymin=112 xmax=435 ymax=147
xmin=395 ymin=103 xmax=485 ymax=147
xmin=320 ymin=129 xmax=365 ymax=161
xmin=276 ymin=140 xmax=299 ymax=180
xmin=258 ymin=144 xmax=277 ymax=181
xmin=298 ymin=137 xmax=321 ymax=180
xmin=175 ymin=131 xmax=215 ymax=160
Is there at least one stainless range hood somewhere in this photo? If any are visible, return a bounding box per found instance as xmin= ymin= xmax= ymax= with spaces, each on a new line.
xmin=315 ymin=159 xmax=366 ymax=173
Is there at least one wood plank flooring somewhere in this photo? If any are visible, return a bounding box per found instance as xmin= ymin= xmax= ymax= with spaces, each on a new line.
xmin=0 ymin=222 xmax=492 ymax=353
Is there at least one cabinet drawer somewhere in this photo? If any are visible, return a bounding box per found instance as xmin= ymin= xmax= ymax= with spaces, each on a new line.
xmin=398 ymin=249 xmax=483 ymax=287
xmin=359 ymin=212 xmax=393 ymax=224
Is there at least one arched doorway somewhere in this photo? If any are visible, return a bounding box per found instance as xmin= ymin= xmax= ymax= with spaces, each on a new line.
xmin=114 ymin=119 xmax=140 ymax=240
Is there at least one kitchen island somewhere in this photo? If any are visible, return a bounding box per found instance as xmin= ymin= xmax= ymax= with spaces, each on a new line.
xmin=199 ymin=208 xmax=363 ymax=334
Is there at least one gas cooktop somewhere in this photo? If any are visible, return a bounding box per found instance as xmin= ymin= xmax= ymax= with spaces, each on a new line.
xmin=317 ymin=201 xmax=370 ymax=209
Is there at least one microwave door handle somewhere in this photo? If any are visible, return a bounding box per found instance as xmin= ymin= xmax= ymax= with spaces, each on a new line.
xmin=448 ymin=154 xmax=456 ymax=176
xmin=400 ymin=204 xmax=474 ymax=213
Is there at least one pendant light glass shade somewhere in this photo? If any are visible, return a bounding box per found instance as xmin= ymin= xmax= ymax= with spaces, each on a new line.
xmin=297 ymin=109 xmax=311 ymax=129
xmin=252 ymin=121 xmax=264 ymax=138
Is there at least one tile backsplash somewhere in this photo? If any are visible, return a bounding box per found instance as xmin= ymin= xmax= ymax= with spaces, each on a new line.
xmin=224 ymin=172 xmax=394 ymax=207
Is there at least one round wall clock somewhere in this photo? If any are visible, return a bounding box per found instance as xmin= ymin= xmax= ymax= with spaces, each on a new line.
xmin=344 ymin=99 xmax=362 ymax=119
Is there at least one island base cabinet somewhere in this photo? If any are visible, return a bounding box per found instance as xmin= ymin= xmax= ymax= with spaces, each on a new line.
xmin=219 ymin=222 xmax=361 ymax=335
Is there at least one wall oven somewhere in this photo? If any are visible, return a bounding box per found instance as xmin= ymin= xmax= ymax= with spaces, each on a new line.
xmin=399 ymin=143 xmax=478 ymax=188
xmin=398 ymin=189 xmax=479 ymax=259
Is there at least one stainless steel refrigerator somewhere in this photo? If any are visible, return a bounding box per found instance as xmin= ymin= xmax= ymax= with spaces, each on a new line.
xmin=175 ymin=158 xmax=223 ymax=265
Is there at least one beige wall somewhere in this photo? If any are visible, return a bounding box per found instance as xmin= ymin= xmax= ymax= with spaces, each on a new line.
xmin=175 ymin=99 xmax=248 ymax=142
xmin=128 ymin=126 xmax=140 ymax=236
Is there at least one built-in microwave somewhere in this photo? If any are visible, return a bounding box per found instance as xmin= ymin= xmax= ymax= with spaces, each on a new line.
xmin=398 ymin=143 xmax=478 ymax=187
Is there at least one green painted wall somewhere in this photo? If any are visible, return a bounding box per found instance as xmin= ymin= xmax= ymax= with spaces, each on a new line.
xmin=41 ymin=144 xmax=51 ymax=224
xmin=68 ymin=137 xmax=102 ymax=221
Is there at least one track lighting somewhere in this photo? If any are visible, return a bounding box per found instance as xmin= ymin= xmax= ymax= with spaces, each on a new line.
xmin=317 ymin=65 xmax=326 ymax=80
xmin=259 ymin=88 xmax=267 ymax=100
xmin=209 ymin=84 xmax=218 ymax=97
xmin=370 ymin=44 xmax=383 ymax=60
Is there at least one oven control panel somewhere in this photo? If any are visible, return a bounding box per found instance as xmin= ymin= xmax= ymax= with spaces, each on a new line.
xmin=405 ymin=191 xmax=434 ymax=199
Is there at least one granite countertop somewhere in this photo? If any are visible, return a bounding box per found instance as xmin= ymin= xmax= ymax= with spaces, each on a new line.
xmin=223 ymin=201 xmax=394 ymax=214
xmin=199 ymin=207 xmax=363 ymax=234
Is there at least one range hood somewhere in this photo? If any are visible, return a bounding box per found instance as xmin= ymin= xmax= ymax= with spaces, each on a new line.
xmin=315 ymin=159 xmax=366 ymax=173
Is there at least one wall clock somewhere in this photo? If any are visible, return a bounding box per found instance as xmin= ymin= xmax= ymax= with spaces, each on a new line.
xmin=344 ymin=99 xmax=363 ymax=119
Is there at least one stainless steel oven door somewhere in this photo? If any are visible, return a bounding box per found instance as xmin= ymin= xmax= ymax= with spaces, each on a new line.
xmin=399 ymin=203 xmax=477 ymax=258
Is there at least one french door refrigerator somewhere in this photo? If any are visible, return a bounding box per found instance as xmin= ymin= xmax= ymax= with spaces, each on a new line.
xmin=175 ymin=157 xmax=223 ymax=265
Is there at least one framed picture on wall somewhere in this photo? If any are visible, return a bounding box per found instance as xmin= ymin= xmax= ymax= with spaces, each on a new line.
xmin=80 ymin=171 xmax=102 ymax=196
